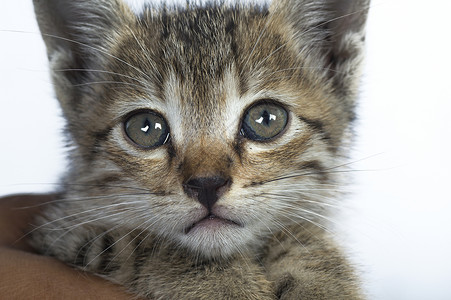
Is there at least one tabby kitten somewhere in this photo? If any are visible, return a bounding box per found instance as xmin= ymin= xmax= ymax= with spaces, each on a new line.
xmin=30 ymin=0 xmax=369 ymax=298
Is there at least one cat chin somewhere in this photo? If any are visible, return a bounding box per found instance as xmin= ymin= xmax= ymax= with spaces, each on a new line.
xmin=175 ymin=223 xmax=256 ymax=260
xmin=184 ymin=214 xmax=241 ymax=235
xmin=156 ymin=203 xmax=255 ymax=259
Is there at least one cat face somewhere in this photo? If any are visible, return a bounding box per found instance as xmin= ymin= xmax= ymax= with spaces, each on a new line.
xmin=34 ymin=0 xmax=368 ymax=259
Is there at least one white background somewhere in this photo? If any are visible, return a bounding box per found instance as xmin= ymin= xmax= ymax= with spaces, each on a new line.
xmin=1 ymin=1 xmax=450 ymax=299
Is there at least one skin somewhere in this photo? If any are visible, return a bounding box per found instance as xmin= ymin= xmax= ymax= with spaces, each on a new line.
xmin=0 ymin=194 xmax=136 ymax=299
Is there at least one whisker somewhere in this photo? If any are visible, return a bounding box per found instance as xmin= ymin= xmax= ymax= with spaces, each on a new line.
xmin=251 ymin=42 xmax=289 ymax=73
xmin=263 ymin=66 xmax=348 ymax=78
xmin=260 ymin=153 xmax=385 ymax=185
xmin=72 ymin=80 xmax=146 ymax=89
xmin=18 ymin=201 xmax=147 ymax=244
xmin=41 ymin=32 xmax=154 ymax=82
xmin=42 ymin=210 xmax=134 ymax=255
xmin=4 ymin=182 xmax=156 ymax=193
xmin=260 ymin=221 xmax=286 ymax=251
xmin=13 ymin=193 xmax=152 ymax=209
xmin=263 ymin=72 xmax=361 ymax=84
xmin=260 ymin=186 xmax=348 ymax=193
xmin=271 ymin=219 xmax=309 ymax=252
xmin=275 ymin=207 xmax=334 ymax=236
xmin=239 ymin=0 xmax=283 ymax=77
xmin=295 ymin=5 xmax=372 ymax=43
xmin=259 ymin=193 xmax=342 ymax=209
xmin=275 ymin=201 xmax=339 ymax=234
xmin=84 ymin=213 xmax=152 ymax=270
xmin=54 ymin=68 xmax=149 ymax=87
xmin=121 ymin=219 xmax=161 ymax=265
xmin=74 ymin=223 xmax=124 ymax=266
xmin=128 ymin=29 xmax=162 ymax=85
xmin=241 ymin=4 xmax=371 ymax=78
xmin=0 ymin=29 xmax=154 ymax=82
xmin=248 ymin=193 xmax=336 ymax=236
xmin=320 ymin=153 xmax=384 ymax=173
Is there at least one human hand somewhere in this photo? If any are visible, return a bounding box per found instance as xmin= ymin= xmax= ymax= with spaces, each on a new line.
xmin=0 ymin=194 xmax=136 ymax=299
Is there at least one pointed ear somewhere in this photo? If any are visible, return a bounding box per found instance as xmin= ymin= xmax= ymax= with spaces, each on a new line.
xmin=33 ymin=0 xmax=133 ymax=72
xmin=324 ymin=1 xmax=370 ymax=70
xmin=33 ymin=0 xmax=135 ymax=117
xmin=271 ymin=0 xmax=370 ymax=91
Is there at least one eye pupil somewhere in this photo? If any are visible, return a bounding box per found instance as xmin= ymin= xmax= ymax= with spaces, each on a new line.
xmin=141 ymin=119 xmax=151 ymax=133
xmin=241 ymin=102 xmax=288 ymax=141
xmin=124 ymin=111 xmax=169 ymax=148
xmin=255 ymin=110 xmax=276 ymax=126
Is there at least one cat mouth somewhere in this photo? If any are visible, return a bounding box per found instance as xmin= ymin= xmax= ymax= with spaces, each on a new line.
xmin=184 ymin=214 xmax=241 ymax=234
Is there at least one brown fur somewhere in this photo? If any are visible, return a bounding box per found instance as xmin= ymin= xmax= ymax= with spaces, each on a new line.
xmin=30 ymin=0 xmax=370 ymax=298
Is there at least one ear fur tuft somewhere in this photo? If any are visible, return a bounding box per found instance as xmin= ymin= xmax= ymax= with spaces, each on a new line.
xmin=33 ymin=0 xmax=134 ymax=69
xmin=270 ymin=0 xmax=370 ymax=97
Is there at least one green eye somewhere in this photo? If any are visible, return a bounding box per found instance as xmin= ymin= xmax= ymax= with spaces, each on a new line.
xmin=124 ymin=111 xmax=169 ymax=148
xmin=241 ymin=102 xmax=288 ymax=141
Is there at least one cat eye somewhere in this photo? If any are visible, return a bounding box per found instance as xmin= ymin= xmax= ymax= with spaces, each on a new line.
xmin=124 ymin=111 xmax=170 ymax=148
xmin=241 ymin=102 xmax=288 ymax=141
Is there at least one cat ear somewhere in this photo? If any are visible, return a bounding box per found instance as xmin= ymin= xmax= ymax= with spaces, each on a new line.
xmin=33 ymin=0 xmax=133 ymax=72
xmin=270 ymin=0 xmax=370 ymax=90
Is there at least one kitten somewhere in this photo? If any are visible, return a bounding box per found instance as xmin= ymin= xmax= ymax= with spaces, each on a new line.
xmin=30 ymin=0 xmax=369 ymax=298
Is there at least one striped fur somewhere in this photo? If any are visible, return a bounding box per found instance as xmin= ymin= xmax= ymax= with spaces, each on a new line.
xmin=31 ymin=0 xmax=369 ymax=298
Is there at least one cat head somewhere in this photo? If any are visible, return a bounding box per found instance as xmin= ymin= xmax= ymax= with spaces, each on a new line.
xmin=34 ymin=0 xmax=369 ymax=259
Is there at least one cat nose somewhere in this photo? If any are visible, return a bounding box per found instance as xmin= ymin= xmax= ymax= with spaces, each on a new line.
xmin=183 ymin=176 xmax=231 ymax=210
